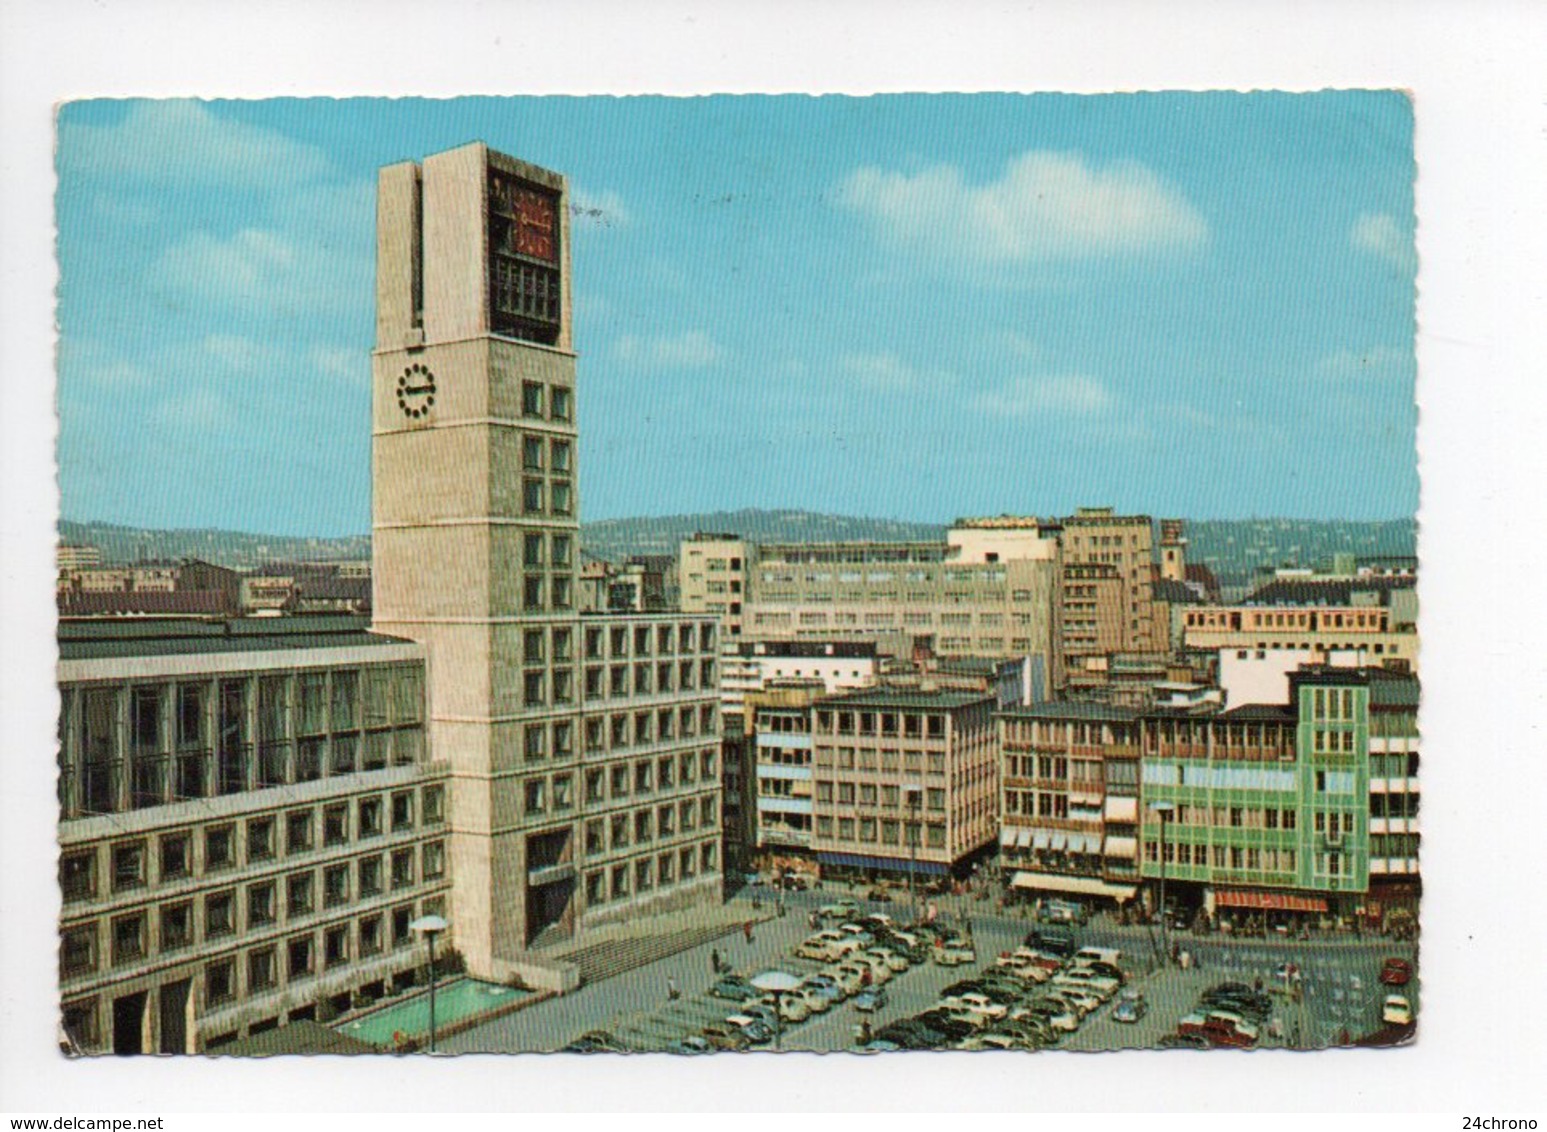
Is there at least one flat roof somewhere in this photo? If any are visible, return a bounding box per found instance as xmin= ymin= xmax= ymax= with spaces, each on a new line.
xmin=814 ymin=688 xmax=994 ymax=712
xmin=57 ymin=615 xmax=416 ymax=661
xmin=998 ymin=702 xmax=1140 ymax=722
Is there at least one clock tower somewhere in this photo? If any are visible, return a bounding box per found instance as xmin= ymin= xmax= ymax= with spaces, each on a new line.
xmin=372 ymin=143 xmax=579 ymax=976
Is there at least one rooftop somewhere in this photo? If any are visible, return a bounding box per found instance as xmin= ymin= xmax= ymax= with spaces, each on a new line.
xmin=814 ymin=688 xmax=994 ymax=712
xmin=58 ymin=615 xmax=415 ymax=661
xmin=998 ymin=702 xmax=1140 ymax=722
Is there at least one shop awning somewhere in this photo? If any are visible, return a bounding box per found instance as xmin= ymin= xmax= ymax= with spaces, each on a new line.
xmin=1000 ymin=828 xmax=1018 ymax=848
xmin=1016 ymin=828 xmax=1033 ymax=849
xmin=1104 ymin=796 xmax=1139 ymax=823
xmin=1048 ymin=834 xmax=1067 ymax=852
xmin=1214 ymin=889 xmax=1328 ymax=913
xmin=1104 ymin=835 xmax=1138 ymax=858
xmin=1032 ymin=832 xmax=1051 ymax=851
xmin=1010 ymin=873 xmax=1138 ymax=900
xmin=818 ymin=851 xmax=948 ymax=877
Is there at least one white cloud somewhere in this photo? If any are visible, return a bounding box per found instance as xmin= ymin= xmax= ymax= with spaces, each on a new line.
xmin=838 ymin=352 xmax=955 ymax=392
xmin=61 ymin=100 xmax=329 ymax=187
xmin=150 ymin=228 xmax=295 ymax=305
xmin=615 ymin=330 xmax=724 ymax=369
xmin=571 ymin=188 xmax=631 ymax=229
xmin=837 ymin=151 xmax=1207 ymax=265
xmin=1351 ymin=212 xmax=1416 ymax=273
xmin=1316 ymin=345 xmax=1415 ymax=381
xmin=971 ymin=373 xmax=1114 ymax=417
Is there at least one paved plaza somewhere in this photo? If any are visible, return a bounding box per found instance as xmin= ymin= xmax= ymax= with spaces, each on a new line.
xmin=441 ymin=885 xmax=1418 ymax=1054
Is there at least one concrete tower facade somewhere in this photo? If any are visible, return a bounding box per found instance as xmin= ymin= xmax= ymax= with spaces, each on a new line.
xmin=372 ymin=144 xmax=580 ymax=975
xmin=1159 ymin=518 xmax=1187 ymax=583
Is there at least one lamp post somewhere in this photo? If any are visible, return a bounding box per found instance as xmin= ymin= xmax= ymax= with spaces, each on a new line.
xmin=410 ymin=914 xmax=449 ymax=1053
xmin=1148 ymin=802 xmax=1175 ymax=966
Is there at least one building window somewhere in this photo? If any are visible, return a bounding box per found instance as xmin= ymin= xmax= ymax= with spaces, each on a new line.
xmin=60 ymin=851 xmax=96 ymax=903
xmin=358 ymin=915 xmax=383 ymax=956
xmin=111 ymin=842 xmax=146 ymax=892
xmin=358 ymin=798 xmax=383 ymax=839
xmin=248 ymin=947 xmax=277 ymax=992
xmin=286 ymin=871 xmax=314 ymax=918
xmin=287 ymin=935 xmax=314 ymax=982
xmin=205 ymin=890 xmax=235 ymax=938
xmin=324 ymin=925 xmax=350 ymax=969
xmin=422 ymin=841 xmax=446 ymax=880
xmin=286 ymin=811 xmax=314 ymax=855
xmin=111 ymin=914 xmax=145 ymax=966
xmin=246 ymin=818 xmax=276 ymax=863
xmin=392 ymin=848 xmax=415 ymax=889
xmin=324 ymin=864 xmax=350 ymax=908
xmin=159 ymin=833 xmax=191 ymax=881
xmin=523 ymin=478 xmax=544 ymax=515
xmin=523 ymin=435 xmax=545 ymax=470
xmin=391 ymin=791 xmax=414 ymax=831
xmin=634 ymin=858 xmax=653 ymax=893
xmin=247 ymin=882 xmax=277 ymax=927
xmin=522 ymin=381 xmax=544 ymax=418
xmin=392 ymin=905 xmax=414 ymax=949
xmin=60 ymin=925 xmax=97 ymax=976
xmin=322 ymin=805 xmax=349 ymax=847
xmin=358 ymin=856 xmax=383 ymax=898
xmin=205 ymin=960 xmax=235 ymax=1006
xmin=551 ymin=387 xmax=571 ymax=421
xmin=421 ymin=785 xmax=445 ymax=825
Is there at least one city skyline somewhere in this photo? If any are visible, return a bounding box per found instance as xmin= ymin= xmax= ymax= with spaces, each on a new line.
xmin=57 ymin=94 xmax=1417 ymax=536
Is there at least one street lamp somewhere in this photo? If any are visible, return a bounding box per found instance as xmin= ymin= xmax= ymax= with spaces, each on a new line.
xmin=904 ymin=784 xmax=923 ymax=923
xmin=410 ymin=914 xmax=449 ymax=1053
xmin=1148 ymin=801 xmax=1175 ymax=966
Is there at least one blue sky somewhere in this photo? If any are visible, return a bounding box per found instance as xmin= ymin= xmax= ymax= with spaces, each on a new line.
xmin=55 ymin=93 xmax=1417 ymax=536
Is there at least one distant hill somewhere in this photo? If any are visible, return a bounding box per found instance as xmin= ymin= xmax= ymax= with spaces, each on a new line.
xmin=59 ymin=521 xmax=371 ymax=572
xmin=60 ymin=513 xmax=1416 ymax=587
xmin=580 ymin=509 xmax=947 ymax=562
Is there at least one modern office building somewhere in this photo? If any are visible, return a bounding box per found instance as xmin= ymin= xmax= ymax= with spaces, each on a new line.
xmin=735 ymin=519 xmax=1061 ymax=676
xmin=1182 ymin=601 xmax=1420 ymax=672
xmin=808 ymin=688 xmax=999 ymax=883
xmin=678 ymin=534 xmax=751 ymax=639
xmin=745 ymin=680 xmax=827 ymax=868
xmin=1056 ymin=507 xmax=1163 ymax=664
xmin=720 ymin=640 xmax=878 ymax=724
xmin=56 ymin=617 xmax=450 ymax=1054
xmin=369 ymin=143 xmax=722 ymax=983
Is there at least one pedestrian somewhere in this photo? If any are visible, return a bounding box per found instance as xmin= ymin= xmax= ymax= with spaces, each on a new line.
xmin=711 ymin=948 xmax=722 ymax=975
xmin=743 ymin=920 xmax=754 ymax=945
xmin=858 ymin=1019 xmax=872 ymax=1046
xmin=667 ymin=976 xmax=680 ymax=1001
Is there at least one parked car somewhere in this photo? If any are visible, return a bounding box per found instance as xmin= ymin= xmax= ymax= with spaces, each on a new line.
xmin=858 ymin=1039 xmax=902 ymax=1053
xmin=749 ymin=990 xmax=810 ymax=1024
xmin=854 ymin=986 xmax=889 ymax=1013
xmin=933 ymin=942 xmax=977 ymax=967
xmin=667 ymin=1035 xmax=713 ymax=1055
xmin=1072 ymin=946 xmax=1122 ymax=968
xmin=1018 ymin=1002 xmax=1078 ymax=1033
xmin=939 ymin=992 xmax=1009 ymax=1021
xmin=1382 ymin=995 xmax=1413 ymax=1025
xmin=1025 ymin=928 xmax=1077 ymax=958
xmin=1053 ymin=969 xmax=1120 ymax=998
xmin=1113 ymin=995 xmax=1147 ymax=1024
xmin=817 ymin=900 xmax=859 ymax=920
xmin=739 ymin=1003 xmax=782 ymax=1034
xmin=798 ymin=974 xmax=846 ymax=1005
xmin=562 ymin=1029 xmax=626 ymax=1052
xmin=1157 ymin=1033 xmax=1211 ymax=1051
xmin=1380 ymin=958 xmax=1414 ymax=987
xmin=1177 ymin=1010 xmax=1259 ymax=1048
xmin=864 ymin=947 xmax=910 ymax=973
xmin=788 ymin=984 xmax=831 ymax=1014
xmin=700 ymin=1024 xmax=751 ymax=1052
xmin=876 ymin=1021 xmax=944 ymax=1050
xmin=724 ymin=1013 xmax=773 ymax=1045
xmin=865 ymin=887 xmax=893 ymax=903
xmin=914 ymin=1009 xmax=982 ymax=1040
xmin=1049 ymin=987 xmax=1104 ymax=1015
xmin=709 ymin=975 xmax=758 ymax=1001
xmin=1038 ymin=900 xmax=1087 ymax=925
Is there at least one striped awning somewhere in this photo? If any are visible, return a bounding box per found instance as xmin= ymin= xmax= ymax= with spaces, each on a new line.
xmin=1214 ymin=888 xmax=1328 ymax=913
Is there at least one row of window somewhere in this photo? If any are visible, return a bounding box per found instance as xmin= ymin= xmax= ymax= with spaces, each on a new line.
xmin=1143 ymin=841 xmax=1301 ymax=873
xmin=816 ymin=815 xmax=946 ymax=849
xmin=583 ymin=840 xmax=719 ymax=904
xmin=578 ymin=751 xmax=719 ymax=805
xmin=580 ymin=796 xmax=720 ymax=854
xmin=60 ymin=844 xmax=447 ymax=978
xmin=581 ymin=621 xmax=717 ymax=661
xmin=813 ymin=781 xmax=945 ymax=810
xmin=580 ymin=660 xmax=717 ymax=700
xmin=60 ymin=785 xmax=446 ymax=902
xmin=817 ymin=748 xmax=949 ymax=776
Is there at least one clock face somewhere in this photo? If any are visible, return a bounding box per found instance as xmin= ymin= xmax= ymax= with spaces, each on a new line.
xmin=396 ymin=362 xmax=437 ymax=419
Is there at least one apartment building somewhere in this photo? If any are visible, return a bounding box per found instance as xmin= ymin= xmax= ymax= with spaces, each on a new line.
xmin=56 ymin=617 xmax=450 ymax=1055
xmin=1183 ymin=601 xmax=1419 ymax=671
xmin=745 ymin=680 xmax=827 ymax=867
xmin=1056 ymin=507 xmax=1162 ymax=662
xmin=678 ymin=534 xmax=751 ymax=638
xmin=997 ymin=703 xmax=1144 ymax=903
xmin=808 ymin=689 xmax=999 ymax=882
